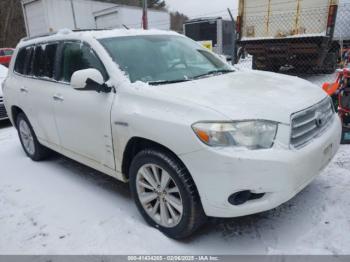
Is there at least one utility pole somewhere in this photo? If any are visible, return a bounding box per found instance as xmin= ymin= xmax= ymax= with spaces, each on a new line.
xmin=142 ymin=0 xmax=148 ymax=30
xmin=70 ymin=0 xmax=77 ymax=30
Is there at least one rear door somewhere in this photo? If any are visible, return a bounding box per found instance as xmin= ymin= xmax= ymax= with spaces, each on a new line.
xmin=27 ymin=43 xmax=61 ymax=146
xmin=15 ymin=43 xmax=60 ymax=146
xmin=52 ymin=41 xmax=116 ymax=170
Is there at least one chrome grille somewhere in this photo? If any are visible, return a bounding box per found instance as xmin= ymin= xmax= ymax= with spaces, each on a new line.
xmin=291 ymin=97 xmax=334 ymax=149
xmin=0 ymin=100 xmax=8 ymax=119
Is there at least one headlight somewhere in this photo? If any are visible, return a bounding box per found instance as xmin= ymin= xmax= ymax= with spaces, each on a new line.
xmin=192 ymin=121 xmax=278 ymax=149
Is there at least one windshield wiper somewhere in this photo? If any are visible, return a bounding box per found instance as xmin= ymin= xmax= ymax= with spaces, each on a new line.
xmin=147 ymin=69 xmax=234 ymax=85
xmin=192 ymin=69 xmax=235 ymax=80
xmin=148 ymin=79 xmax=190 ymax=86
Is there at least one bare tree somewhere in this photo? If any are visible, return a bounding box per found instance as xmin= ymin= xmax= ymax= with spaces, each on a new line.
xmin=0 ymin=0 xmax=26 ymax=48
xmin=170 ymin=12 xmax=188 ymax=33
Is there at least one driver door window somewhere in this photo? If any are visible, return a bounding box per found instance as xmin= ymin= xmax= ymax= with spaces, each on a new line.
xmin=60 ymin=42 xmax=107 ymax=83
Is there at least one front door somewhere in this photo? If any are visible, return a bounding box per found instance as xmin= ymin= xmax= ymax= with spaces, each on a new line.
xmin=53 ymin=41 xmax=116 ymax=170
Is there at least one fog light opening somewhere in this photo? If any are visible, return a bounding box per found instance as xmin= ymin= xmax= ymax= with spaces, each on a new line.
xmin=228 ymin=191 xmax=265 ymax=206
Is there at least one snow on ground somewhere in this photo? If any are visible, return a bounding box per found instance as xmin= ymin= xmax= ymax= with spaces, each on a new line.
xmin=1 ymin=123 xmax=350 ymax=255
xmin=0 ymin=74 xmax=349 ymax=255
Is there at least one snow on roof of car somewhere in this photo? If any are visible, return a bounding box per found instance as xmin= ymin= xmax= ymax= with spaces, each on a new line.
xmin=83 ymin=28 xmax=180 ymax=39
xmin=20 ymin=29 xmax=180 ymax=47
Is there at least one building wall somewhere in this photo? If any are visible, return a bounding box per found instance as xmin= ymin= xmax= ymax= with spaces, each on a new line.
xmin=95 ymin=5 xmax=170 ymax=30
xmin=72 ymin=0 xmax=115 ymax=29
xmin=22 ymin=0 xmax=170 ymax=36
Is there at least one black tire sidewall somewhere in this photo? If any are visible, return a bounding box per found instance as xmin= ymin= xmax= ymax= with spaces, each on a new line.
xmin=129 ymin=150 xmax=199 ymax=239
xmin=16 ymin=113 xmax=41 ymax=160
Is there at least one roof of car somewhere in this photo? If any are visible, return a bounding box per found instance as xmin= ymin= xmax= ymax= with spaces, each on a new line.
xmin=19 ymin=29 xmax=180 ymax=47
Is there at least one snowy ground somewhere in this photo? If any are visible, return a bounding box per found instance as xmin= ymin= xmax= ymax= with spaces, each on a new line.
xmin=0 ymin=74 xmax=349 ymax=255
xmin=1 ymin=123 xmax=350 ymax=255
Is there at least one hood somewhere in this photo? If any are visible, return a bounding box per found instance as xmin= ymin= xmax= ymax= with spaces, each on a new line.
xmin=156 ymin=70 xmax=327 ymax=124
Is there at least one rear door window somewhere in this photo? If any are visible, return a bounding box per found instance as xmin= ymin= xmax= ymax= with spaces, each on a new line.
xmin=33 ymin=45 xmax=45 ymax=77
xmin=33 ymin=43 xmax=58 ymax=79
xmin=43 ymin=44 xmax=58 ymax=79
xmin=24 ymin=47 xmax=35 ymax=76
xmin=60 ymin=42 xmax=107 ymax=83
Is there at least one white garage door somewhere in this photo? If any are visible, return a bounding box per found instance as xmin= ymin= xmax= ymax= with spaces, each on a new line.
xmin=24 ymin=0 xmax=48 ymax=37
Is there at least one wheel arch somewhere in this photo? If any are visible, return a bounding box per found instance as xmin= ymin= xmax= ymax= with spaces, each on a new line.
xmin=122 ymin=137 xmax=189 ymax=180
xmin=11 ymin=105 xmax=25 ymax=128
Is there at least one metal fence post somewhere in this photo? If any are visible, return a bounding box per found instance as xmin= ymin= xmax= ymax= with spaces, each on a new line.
xmin=227 ymin=8 xmax=237 ymax=65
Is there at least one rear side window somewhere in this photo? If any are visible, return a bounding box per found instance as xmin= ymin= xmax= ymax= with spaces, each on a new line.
xmin=60 ymin=42 xmax=107 ymax=83
xmin=32 ymin=43 xmax=58 ymax=78
xmin=14 ymin=46 xmax=34 ymax=75
xmin=14 ymin=48 xmax=27 ymax=74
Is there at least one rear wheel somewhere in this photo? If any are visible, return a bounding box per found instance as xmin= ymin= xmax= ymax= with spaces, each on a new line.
xmin=320 ymin=52 xmax=337 ymax=74
xmin=129 ymin=149 xmax=206 ymax=239
xmin=16 ymin=113 xmax=50 ymax=161
xmin=252 ymin=56 xmax=260 ymax=70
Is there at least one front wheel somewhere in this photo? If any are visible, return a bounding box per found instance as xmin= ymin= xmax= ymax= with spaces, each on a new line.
xmin=129 ymin=149 xmax=206 ymax=239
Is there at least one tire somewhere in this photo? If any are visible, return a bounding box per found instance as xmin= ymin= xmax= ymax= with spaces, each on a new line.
xmin=16 ymin=113 xmax=50 ymax=161
xmin=129 ymin=149 xmax=206 ymax=239
xmin=321 ymin=52 xmax=337 ymax=74
xmin=252 ymin=56 xmax=258 ymax=70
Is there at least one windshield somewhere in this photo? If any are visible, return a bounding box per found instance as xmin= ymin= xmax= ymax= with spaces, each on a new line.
xmin=99 ymin=35 xmax=233 ymax=85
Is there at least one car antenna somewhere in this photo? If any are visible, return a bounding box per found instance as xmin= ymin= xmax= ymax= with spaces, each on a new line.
xmin=122 ymin=24 xmax=130 ymax=30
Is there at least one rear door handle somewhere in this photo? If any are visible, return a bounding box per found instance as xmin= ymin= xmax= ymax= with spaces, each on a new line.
xmin=20 ymin=87 xmax=28 ymax=93
xmin=53 ymin=95 xmax=64 ymax=102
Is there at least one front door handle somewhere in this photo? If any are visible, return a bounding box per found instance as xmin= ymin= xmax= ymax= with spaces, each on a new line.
xmin=20 ymin=87 xmax=28 ymax=93
xmin=53 ymin=95 xmax=64 ymax=102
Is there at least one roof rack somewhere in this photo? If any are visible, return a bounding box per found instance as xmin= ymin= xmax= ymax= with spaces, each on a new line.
xmin=21 ymin=32 xmax=57 ymax=42
xmin=71 ymin=28 xmax=113 ymax=32
xmin=21 ymin=28 xmax=114 ymax=42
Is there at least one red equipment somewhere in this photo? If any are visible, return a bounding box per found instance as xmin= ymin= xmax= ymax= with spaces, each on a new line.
xmin=0 ymin=48 xmax=14 ymax=67
xmin=323 ymin=68 xmax=350 ymax=143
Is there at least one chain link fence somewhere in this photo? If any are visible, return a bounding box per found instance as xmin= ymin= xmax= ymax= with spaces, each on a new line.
xmin=234 ymin=2 xmax=350 ymax=86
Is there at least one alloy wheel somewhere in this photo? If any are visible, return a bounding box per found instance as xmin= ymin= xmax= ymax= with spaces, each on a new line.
xmin=136 ymin=164 xmax=183 ymax=228
xmin=19 ymin=119 xmax=35 ymax=156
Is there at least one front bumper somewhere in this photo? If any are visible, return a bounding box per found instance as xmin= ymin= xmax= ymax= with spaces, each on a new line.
xmin=180 ymin=115 xmax=342 ymax=218
xmin=0 ymin=101 xmax=9 ymax=120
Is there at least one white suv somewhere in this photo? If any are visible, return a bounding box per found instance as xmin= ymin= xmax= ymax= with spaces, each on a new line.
xmin=3 ymin=29 xmax=342 ymax=238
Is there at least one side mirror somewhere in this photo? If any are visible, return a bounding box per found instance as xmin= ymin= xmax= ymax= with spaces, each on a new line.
xmin=71 ymin=68 xmax=111 ymax=93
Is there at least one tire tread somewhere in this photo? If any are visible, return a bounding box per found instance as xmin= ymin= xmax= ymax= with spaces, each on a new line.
xmin=130 ymin=148 xmax=206 ymax=239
